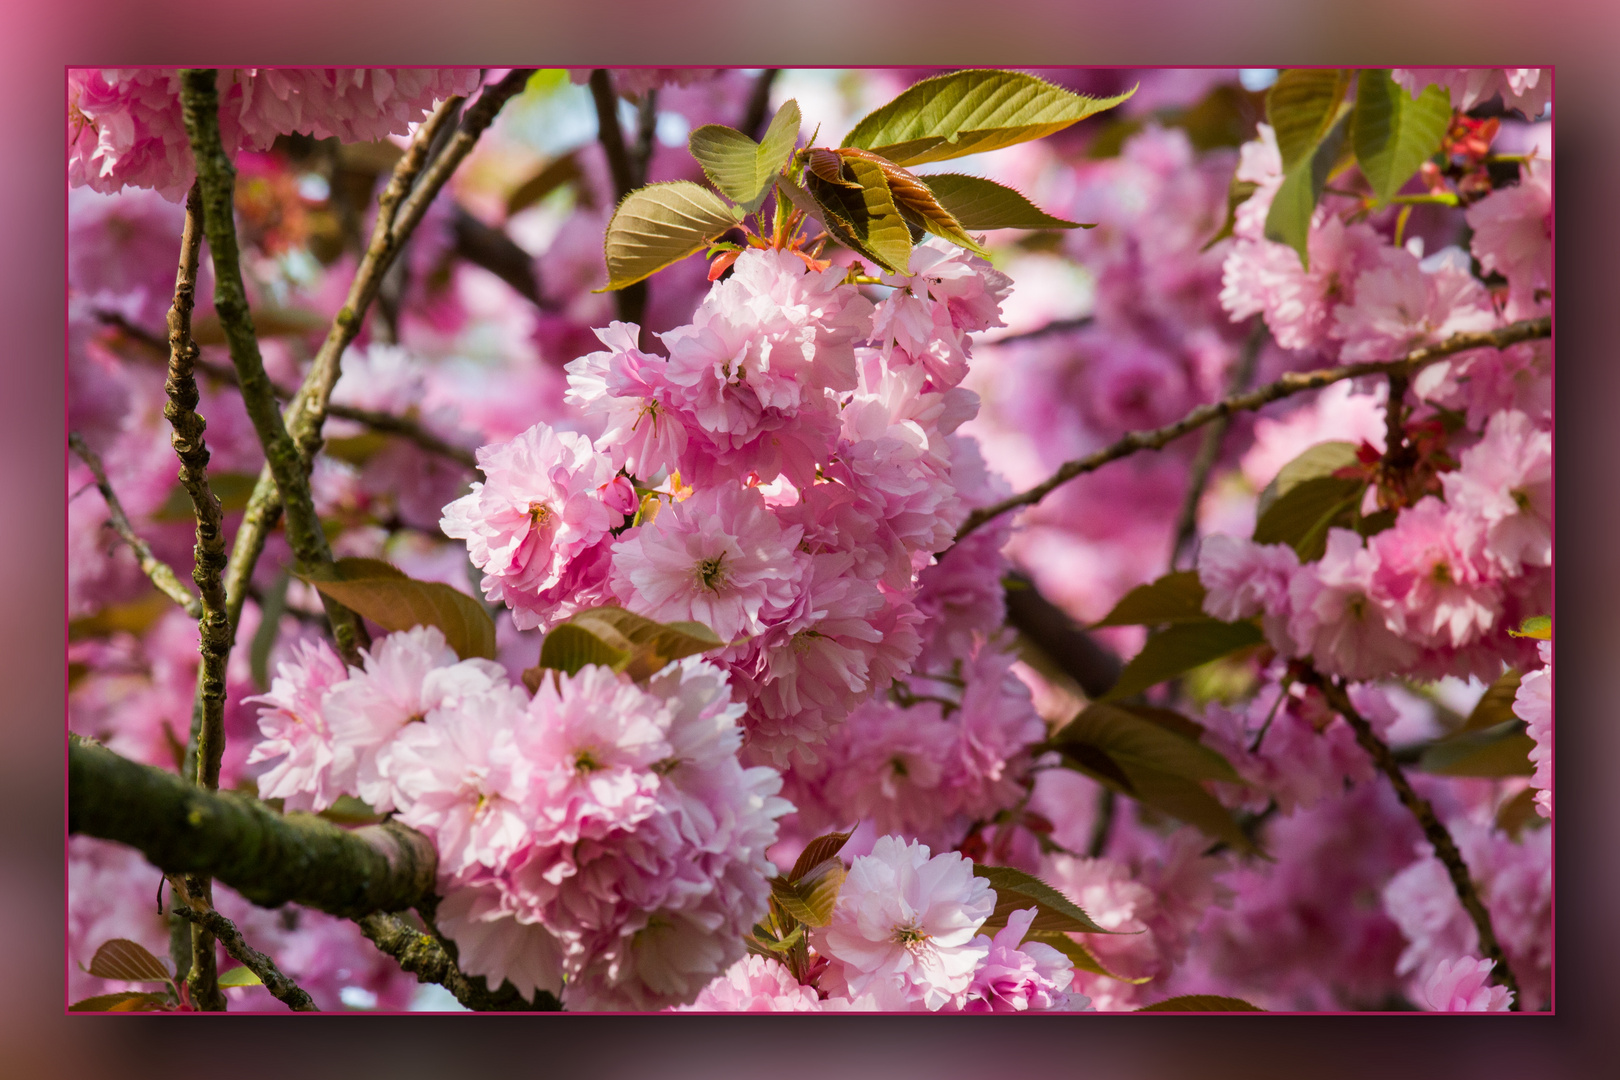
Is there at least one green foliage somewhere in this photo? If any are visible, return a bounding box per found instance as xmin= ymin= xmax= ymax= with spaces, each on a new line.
xmin=1512 ymin=615 xmax=1551 ymax=640
xmin=1202 ymin=175 xmax=1260 ymax=252
xmin=598 ymin=181 xmax=745 ymax=291
xmin=299 ymin=557 xmax=497 ymax=662
xmin=216 ymin=965 xmax=264 ymax=988
xmin=1026 ymin=931 xmax=1152 ymax=983
xmin=1102 ymin=619 xmax=1265 ymax=701
xmin=1137 ymin=994 xmax=1264 ymax=1011
xmin=917 ymin=173 xmax=1088 ymax=232
xmin=1253 ymin=440 xmax=1368 ymax=560
xmin=1267 ymin=69 xmax=1352 ymax=172
xmin=68 ymin=990 xmax=171 ymax=1011
xmin=529 ymin=605 xmax=725 ymax=686
xmin=841 ymin=69 xmax=1134 ymax=167
xmin=803 ymin=151 xmax=913 ymax=272
xmin=688 ymin=99 xmax=802 ymax=213
xmin=1092 ymin=571 xmax=1209 ymax=628
xmin=974 ymin=864 xmax=1115 ymax=934
xmin=1465 ymin=668 xmax=1524 ymax=732
xmin=1419 ymin=721 xmax=1536 ymax=777
xmin=1352 ymin=71 xmax=1452 ymax=205
xmin=86 ymin=938 xmax=171 ymax=983
xmin=770 ymin=858 xmax=846 ymax=927
xmin=1264 ymin=106 xmax=1351 ymax=269
xmin=1255 ymin=441 xmax=1360 ymax=519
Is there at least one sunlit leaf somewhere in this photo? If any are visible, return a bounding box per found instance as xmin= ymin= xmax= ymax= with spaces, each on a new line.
xmin=86 ymin=938 xmax=171 ymax=984
xmin=918 ymin=173 xmax=1088 ymax=232
xmin=1511 ymin=615 xmax=1551 ymax=640
xmin=1353 ymin=71 xmax=1453 ymax=204
xmin=1092 ymin=571 xmax=1209 ymax=629
xmin=1264 ymin=105 xmax=1351 ymax=268
xmin=788 ymin=828 xmax=855 ymax=882
xmin=833 ymin=149 xmax=988 ymax=255
xmin=1253 ymin=475 xmax=1366 ymax=562
xmin=1255 ymin=441 xmax=1361 ymax=519
xmin=842 ymin=69 xmax=1134 ymax=167
xmin=1053 ymin=701 xmax=1242 ymax=783
xmin=1463 ymin=668 xmax=1523 ymax=733
xmin=805 ymin=153 xmax=912 ymax=272
xmin=298 ymin=557 xmax=496 ymax=661
xmin=770 ymin=858 xmax=846 ymax=927
xmin=1103 ymin=620 xmax=1266 ymax=701
xmin=597 ymin=181 xmax=745 ymax=291
xmin=1137 ymin=994 xmax=1264 ymax=1011
xmin=689 ymin=100 xmax=803 ymax=213
xmin=216 ymin=966 xmax=264 ymax=988
xmin=974 ymin=864 xmax=1115 ymax=934
xmin=531 ymin=605 xmax=727 ymax=685
xmin=1419 ymin=721 xmax=1536 ymax=777
xmin=1267 ymin=69 xmax=1352 ymax=171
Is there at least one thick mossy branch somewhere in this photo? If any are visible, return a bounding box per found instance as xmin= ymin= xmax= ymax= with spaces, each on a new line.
xmin=956 ymin=316 xmax=1552 ymax=542
xmin=356 ymin=912 xmax=562 ymax=1012
xmin=70 ymin=737 xmax=437 ymax=919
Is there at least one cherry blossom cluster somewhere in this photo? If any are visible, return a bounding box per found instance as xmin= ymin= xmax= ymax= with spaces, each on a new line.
xmin=443 ymin=239 xmax=1014 ymax=767
xmin=69 ymin=68 xmax=482 ymax=200
xmin=247 ymin=628 xmax=791 ymax=1009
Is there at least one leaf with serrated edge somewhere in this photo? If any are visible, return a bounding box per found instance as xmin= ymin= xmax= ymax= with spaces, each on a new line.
xmin=69 ymin=991 xmax=170 ymax=1012
xmin=974 ymin=864 xmax=1116 ymax=934
xmin=788 ymin=828 xmax=855 ymax=882
xmin=299 ymin=557 xmax=496 ymax=661
xmin=86 ymin=938 xmax=171 ymax=983
xmin=1026 ymin=931 xmax=1152 ymax=983
xmin=597 ymin=181 xmax=744 ymax=291
xmin=1255 ymin=441 xmax=1361 ymax=519
xmin=843 ymin=69 xmax=1134 ymax=167
xmin=1267 ymin=69 xmax=1352 ymax=171
xmin=1138 ymin=994 xmax=1264 ymax=1012
xmin=807 ymin=155 xmax=912 ymax=272
xmin=1264 ymin=106 xmax=1351 ymax=269
xmin=1103 ymin=620 xmax=1265 ymax=701
xmin=1353 ymin=71 xmax=1453 ymax=204
xmin=1054 ymin=700 xmax=1242 ymax=783
xmin=771 ymin=858 xmax=846 ymax=927
xmin=216 ymin=966 xmax=264 ymax=988
xmin=1253 ymin=475 xmax=1365 ymax=561
xmin=787 ymin=175 xmax=889 ymax=270
xmin=1092 ymin=571 xmax=1209 ymax=629
xmin=836 ymin=149 xmax=988 ymax=256
xmin=690 ymin=100 xmax=802 ymax=214
xmin=920 ymin=173 xmax=1089 ymax=232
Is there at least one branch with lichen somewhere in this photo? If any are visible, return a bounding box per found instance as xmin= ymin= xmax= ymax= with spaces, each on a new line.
xmin=955 ymin=317 xmax=1552 ymax=543
xmin=1297 ymin=667 xmax=1522 ymax=1009
xmin=356 ymin=912 xmax=562 ymax=1012
xmin=169 ymin=900 xmax=319 ymax=1011
xmin=70 ymin=736 xmax=438 ymax=918
xmin=68 ymin=432 xmax=202 ymax=619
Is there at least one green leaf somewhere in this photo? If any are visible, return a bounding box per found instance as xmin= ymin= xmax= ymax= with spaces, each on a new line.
xmin=746 ymin=921 xmax=806 ymax=956
xmin=770 ymin=858 xmax=846 ymax=927
xmin=805 ymin=153 xmax=912 ymax=272
xmin=974 ymin=864 xmax=1115 ymax=935
xmin=506 ymin=151 xmax=584 ymax=217
xmin=216 ymin=966 xmax=264 ymax=988
xmin=835 ymin=148 xmax=989 ymax=256
xmin=597 ymin=181 xmax=745 ymax=291
xmin=1103 ymin=620 xmax=1265 ymax=701
xmin=919 ymin=173 xmax=1089 ymax=232
xmin=1463 ymin=668 xmax=1523 ymax=733
xmin=1352 ymin=71 xmax=1453 ymax=205
xmin=1255 ymin=441 xmax=1361 ymax=519
xmin=688 ymin=100 xmax=802 ymax=214
xmin=842 ymin=69 xmax=1134 ymax=167
xmin=153 ymin=472 xmax=260 ymax=521
xmin=1053 ymin=701 xmax=1242 ymax=783
xmin=1267 ymin=69 xmax=1352 ymax=172
xmin=1138 ymin=994 xmax=1264 ymax=1012
xmin=298 ymin=557 xmax=497 ymax=662
xmin=86 ymin=938 xmax=171 ymax=983
xmin=788 ymin=828 xmax=855 ymax=882
xmin=1495 ymin=786 xmax=1546 ymax=839
xmin=69 ymin=990 xmax=171 ymax=1012
xmin=1253 ymin=475 xmax=1366 ymax=561
xmin=1092 ymin=571 xmax=1209 ymax=629
xmin=532 ymin=605 xmax=727 ymax=685
xmin=1264 ymin=104 xmax=1352 ymax=269
xmin=1026 ymin=931 xmax=1151 ymax=983
xmin=1511 ymin=615 xmax=1551 ymax=640
xmin=1419 ymin=721 xmax=1536 ymax=777
xmin=1202 ymin=175 xmax=1260 ymax=252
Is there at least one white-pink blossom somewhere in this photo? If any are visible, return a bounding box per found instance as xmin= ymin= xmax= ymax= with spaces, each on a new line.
xmin=1517 ymin=640 xmax=1552 ymax=818
xmin=1421 ymin=956 xmax=1514 ymax=1012
xmin=1288 ymin=529 xmax=1418 ymax=680
xmin=1440 ymin=410 xmax=1552 ymax=574
xmin=247 ymin=638 xmax=349 ymax=812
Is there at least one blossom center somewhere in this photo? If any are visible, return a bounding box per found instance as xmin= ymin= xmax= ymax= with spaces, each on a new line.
xmin=892 ymin=921 xmax=930 ymax=950
xmin=574 ymin=749 xmax=605 ymax=774
xmin=695 ymin=553 xmax=731 ymax=592
xmin=528 ymin=501 xmax=554 ymax=529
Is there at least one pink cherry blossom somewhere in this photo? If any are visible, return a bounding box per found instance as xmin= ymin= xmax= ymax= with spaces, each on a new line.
xmin=246 ymin=638 xmax=349 ymax=812
xmin=954 ymin=907 xmax=1083 ymax=1013
xmin=1371 ymin=497 xmax=1501 ymax=650
xmin=1517 ymin=640 xmax=1552 ymax=818
xmin=1392 ymin=68 xmax=1550 ymax=118
xmin=1421 ymin=956 xmax=1514 ymax=1012
xmin=677 ymin=954 xmax=822 ymax=1011
xmin=1288 ymin=529 xmax=1418 ymax=681
xmin=1440 ymin=410 xmax=1552 ymax=574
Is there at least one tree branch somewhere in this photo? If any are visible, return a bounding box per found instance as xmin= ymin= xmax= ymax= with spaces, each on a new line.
xmin=956 ymin=317 xmax=1552 ymax=543
xmin=1298 ymin=669 xmax=1522 ymax=1009
xmin=740 ymin=69 xmax=781 ymax=141
xmin=70 ymin=737 xmax=438 ymax=919
xmin=169 ymin=902 xmax=319 ymax=1011
xmin=588 ymin=69 xmax=648 ymax=331
xmin=355 ymin=912 xmax=562 ymax=1012
xmin=68 ymin=433 xmax=202 ymax=619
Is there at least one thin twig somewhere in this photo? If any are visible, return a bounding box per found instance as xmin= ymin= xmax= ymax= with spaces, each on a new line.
xmin=740 ymin=69 xmax=781 ymax=141
xmin=983 ymin=315 xmax=1094 ymax=347
xmin=955 ymin=317 xmax=1552 ymax=543
xmin=356 ymin=911 xmax=561 ymax=1012
xmin=1168 ymin=320 xmax=1268 ymax=570
xmin=170 ymin=903 xmax=319 ymax=1011
xmin=1299 ymin=668 xmax=1521 ymax=1008
xmin=68 ymin=433 xmax=202 ymax=619
xmin=588 ymin=68 xmax=648 ymax=331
